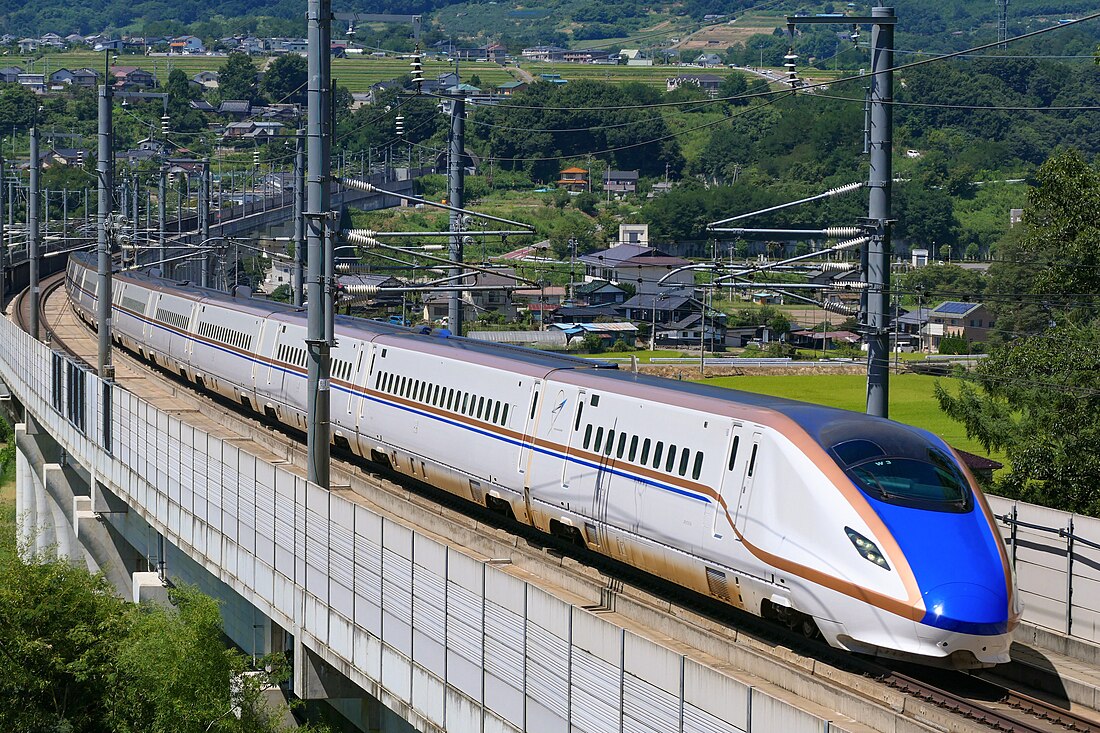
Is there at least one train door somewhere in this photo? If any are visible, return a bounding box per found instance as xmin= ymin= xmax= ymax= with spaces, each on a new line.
xmin=265 ymin=324 xmax=288 ymax=401
xmin=713 ymin=422 xmax=743 ymax=537
xmin=562 ymin=389 xmax=587 ymax=489
xmin=518 ymin=379 xmax=542 ymax=519
xmin=589 ymin=419 xmax=619 ymax=553
xmin=732 ymin=430 xmax=762 ymax=534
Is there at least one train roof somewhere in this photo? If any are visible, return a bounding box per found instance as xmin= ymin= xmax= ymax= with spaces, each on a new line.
xmin=86 ymin=254 xmax=618 ymax=372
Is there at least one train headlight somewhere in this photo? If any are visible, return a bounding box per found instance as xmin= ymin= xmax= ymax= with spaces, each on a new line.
xmin=845 ymin=527 xmax=890 ymax=571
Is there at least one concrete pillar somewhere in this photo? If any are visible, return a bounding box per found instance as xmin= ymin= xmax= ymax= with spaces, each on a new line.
xmin=15 ymin=423 xmax=33 ymax=556
xmin=295 ymin=641 xmax=364 ymax=700
xmin=33 ymin=457 xmax=52 ymax=555
xmin=43 ymin=464 xmax=75 ymax=561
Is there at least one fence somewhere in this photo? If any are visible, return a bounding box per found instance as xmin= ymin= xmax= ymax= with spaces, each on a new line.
xmin=0 ymin=314 xmax=860 ymax=733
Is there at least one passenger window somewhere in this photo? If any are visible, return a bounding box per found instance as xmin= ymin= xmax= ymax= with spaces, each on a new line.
xmin=666 ymin=444 xmax=677 ymax=473
xmin=502 ymin=404 xmax=509 ymax=425
xmin=591 ymin=395 xmax=600 ymax=407
xmin=616 ymin=433 xmax=626 ymax=459
xmin=728 ymin=435 xmax=740 ymax=471
xmin=748 ymin=444 xmax=759 ymax=477
xmin=641 ymin=438 xmax=651 ymax=465
xmin=584 ymin=424 xmax=593 ymax=449
xmin=493 ymin=402 xmax=501 ymax=423
xmin=530 ymin=391 xmax=539 ymax=419
xmin=477 ymin=396 xmax=485 ymax=419
xmin=433 ymin=384 xmax=440 ymax=405
xmin=462 ymin=393 xmax=470 ymax=414
xmin=594 ymin=427 xmax=604 ymax=453
xmin=574 ymin=401 xmax=584 ymax=430
xmin=604 ymin=430 xmax=615 ymax=455
xmin=678 ymin=447 xmax=689 ymax=476
xmin=692 ymin=452 xmax=703 ymax=480
xmin=629 ymin=435 xmax=638 ymax=461
xmin=653 ymin=441 xmax=663 ymax=469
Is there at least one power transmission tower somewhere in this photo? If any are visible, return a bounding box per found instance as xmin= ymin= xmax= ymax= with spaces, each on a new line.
xmin=997 ymin=0 xmax=1009 ymax=49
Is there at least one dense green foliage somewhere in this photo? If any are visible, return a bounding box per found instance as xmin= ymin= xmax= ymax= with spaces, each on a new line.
xmin=936 ymin=150 xmax=1100 ymax=514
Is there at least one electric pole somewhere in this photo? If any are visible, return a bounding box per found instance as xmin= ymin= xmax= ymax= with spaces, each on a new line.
xmin=0 ymin=154 xmax=5 ymax=308
xmin=294 ymin=126 xmax=305 ymax=307
xmin=158 ymin=165 xmax=167 ymax=275
xmin=864 ymin=6 xmax=895 ymax=419
xmin=447 ymin=94 xmax=466 ymax=334
xmin=306 ymin=0 xmax=333 ymax=489
xmin=28 ymin=126 xmax=40 ymax=341
xmin=200 ymin=158 xmax=210 ymax=287
xmin=97 ymin=71 xmax=114 ymax=378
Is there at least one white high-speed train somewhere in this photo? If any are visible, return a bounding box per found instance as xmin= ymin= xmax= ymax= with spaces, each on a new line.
xmin=66 ymin=252 xmax=1019 ymax=667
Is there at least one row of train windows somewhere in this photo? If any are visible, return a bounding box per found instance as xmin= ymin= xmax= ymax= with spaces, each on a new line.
xmin=582 ymin=424 xmax=706 ymax=481
xmin=121 ymin=296 xmax=147 ymax=315
xmin=198 ymin=321 xmax=253 ymax=351
xmin=332 ymin=359 xmax=353 ymax=381
xmin=156 ymin=308 xmax=189 ymax=330
xmin=277 ymin=343 xmax=308 ymax=368
xmin=374 ymin=370 xmax=510 ymax=427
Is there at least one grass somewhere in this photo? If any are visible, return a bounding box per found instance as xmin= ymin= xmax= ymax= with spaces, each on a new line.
xmin=702 ymin=372 xmax=1005 ymax=464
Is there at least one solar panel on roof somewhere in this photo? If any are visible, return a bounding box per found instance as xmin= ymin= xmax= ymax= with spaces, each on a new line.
xmin=934 ymin=301 xmax=975 ymax=314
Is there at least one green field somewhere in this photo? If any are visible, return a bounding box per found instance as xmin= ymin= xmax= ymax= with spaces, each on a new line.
xmin=702 ymin=372 xmax=1005 ymax=465
xmin=6 ymin=50 xmax=772 ymax=94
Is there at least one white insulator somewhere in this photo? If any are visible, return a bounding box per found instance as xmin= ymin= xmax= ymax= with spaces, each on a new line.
xmin=345 ymin=229 xmax=380 ymax=248
xmin=824 ymin=226 xmax=861 ymax=238
xmin=420 ymin=244 xmax=445 ymax=251
xmin=826 ymin=181 xmax=864 ymax=197
xmin=834 ymin=236 xmax=870 ymax=251
xmin=824 ymin=300 xmax=858 ymax=316
xmin=340 ymin=177 xmax=377 ymax=194
xmin=342 ymin=284 xmax=379 ymax=296
xmin=831 ymin=280 xmax=869 ymax=290
xmin=818 ymin=261 xmax=857 ymax=270
xmin=336 ymin=262 xmax=352 ymax=272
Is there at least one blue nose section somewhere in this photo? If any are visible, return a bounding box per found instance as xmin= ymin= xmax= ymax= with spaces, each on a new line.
xmin=922 ymin=582 xmax=1008 ymax=635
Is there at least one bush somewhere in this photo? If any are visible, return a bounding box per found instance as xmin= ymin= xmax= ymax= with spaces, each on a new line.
xmin=938 ymin=336 xmax=970 ymax=355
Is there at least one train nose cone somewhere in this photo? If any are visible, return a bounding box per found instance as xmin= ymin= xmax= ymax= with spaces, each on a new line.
xmin=923 ymin=582 xmax=1009 ymax=636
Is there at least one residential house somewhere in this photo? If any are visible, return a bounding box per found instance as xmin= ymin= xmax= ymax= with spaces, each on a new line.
xmin=580 ymin=244 xmax=693 ymax=295
xmin=603 ymin=169 xmax=639 ymax=195
xmin=218 ymin=100 xmax=252 ymax=118
xmin=521 ymin=45 xmax=566 ymax=62
xmin=17 ymin=73 xmax=46 ymax=94
xmin=911 ymin=248 xmax=929 ymax=267
xmin=421 ymin=269 xmax=519 ymax=323
xmin=222 ymin=121 xmax=283 ymax=139
xmin=805 ymin=266 xmax=862 ymax=310
xmin=496 ymin=80 xmax=527 ymax=96
xmin=654 ymin=312 xmax=727 ymax=348
xmin=563 ymin=49 xmax=613 ymax=63
xmin=574 ymin=280 xmax=628 ymax=306
xmin=538 ymin=73 xmax=568 ymax=85
xmin=513 ymin=286 xmax=566 ymax=323
xmin=557 ymin=167 xmax=588 ymax=193
xmin=336 ymin=273 xmax=404 ymax=307
xmin=64 ymin=33 xmax=86 ymax=46
xmin=0 ymin=66 xmax=23 ymax=83
xmin=18 ymin=39 xmax=39 ymax=54
xmin=71 ymin=68 xmax=100 ymax=87
xmin=617 ymin=223 xmax=648 ymax=245
xmin=41 ymin=148 xmax=88 ymax=167
xmin=649 ymin=181 xmax=674 ymax=197
xmin=193 ymin=71 xmax=220 ymax=89
xmin=39 ymin=32 xmax=65 ymax=48
xmin=894 ymin=307 xmax=930 ymax=350
xmin=190 ymin=100 xmax=216 ymax=113
xmin=694 ymin=52 xmax=724 ymax=67
xmin=619 ymin=292 xmax=706 ymax=344
xmin=551 ymin=304 xmax=623 ymax=323
xmin=666 ymin=73 xmax=723 ymax=97
xmin=111 ymin=66 xmax=156 ymax=90
xmin=787 ymin=329 xmax=861 ymax=350
xmin=925 ymin=301 xmax=994 ymax=350
xmin=621 ymin=49 xmax=653 ymax=66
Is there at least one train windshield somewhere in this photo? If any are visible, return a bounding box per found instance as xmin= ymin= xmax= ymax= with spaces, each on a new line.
xmin=833 ymin=440 xmax=972 ymax=512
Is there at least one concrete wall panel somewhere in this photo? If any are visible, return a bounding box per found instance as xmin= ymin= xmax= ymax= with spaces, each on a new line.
xmin=684 ymin=658 xmax=749 ymax=732
xmin=447 ymin=550 xmax=485 ymax=702
xmin=750 ymin=688 xmax=826 ymax=733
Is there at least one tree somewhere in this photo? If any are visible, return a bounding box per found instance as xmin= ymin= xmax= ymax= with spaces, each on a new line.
xmin=718 ymin=72 xmax=748 ymax=105
xmin=218 ymin=52 xmax=262 ymax=104
xmin=165 ymin=68 xmax=206 ymax=133
xmin=260 ymin=54 xmax=307 ymax=106
xmin=0 ymin=84 xmax=36 ymax=129
xmin=935 ymin=150 xmax=1100 ymax=514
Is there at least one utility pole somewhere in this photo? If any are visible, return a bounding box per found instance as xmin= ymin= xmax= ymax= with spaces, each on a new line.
xmin=306 ymin=0 xmax=333 ymax=489
xmin=0 ymin=154 xmax=5 ymax=308
xmin=158 ymin=165 xmax=167 ymax=275
xmin=200 ymin=158 xmax=210 ymax=287
xmin=447 ymin=93 xmax=466 ymax=335
xmin=997 ymin=0 xmax=1009 ymax=49
xmin=97 ymin=72 xmax=114 ymax=378
xmin=864 ymin=6 xmax=895 ymax=419
xmin=294 ymin=126 xmax=305 ymax=307
xmin=28 ymin=126 xmax=40 ymax=341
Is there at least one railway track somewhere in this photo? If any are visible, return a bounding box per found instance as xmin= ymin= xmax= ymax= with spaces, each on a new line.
xmin=19 ymin=278 xmax=1100 ymax=733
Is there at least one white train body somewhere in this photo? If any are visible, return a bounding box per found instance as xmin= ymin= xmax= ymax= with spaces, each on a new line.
xmin=67 ymin=254 xmax=1020 ymax=667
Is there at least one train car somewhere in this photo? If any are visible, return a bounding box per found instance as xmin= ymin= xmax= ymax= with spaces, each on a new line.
xmin=65 ymin=252 xmax=1020 ymax=668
